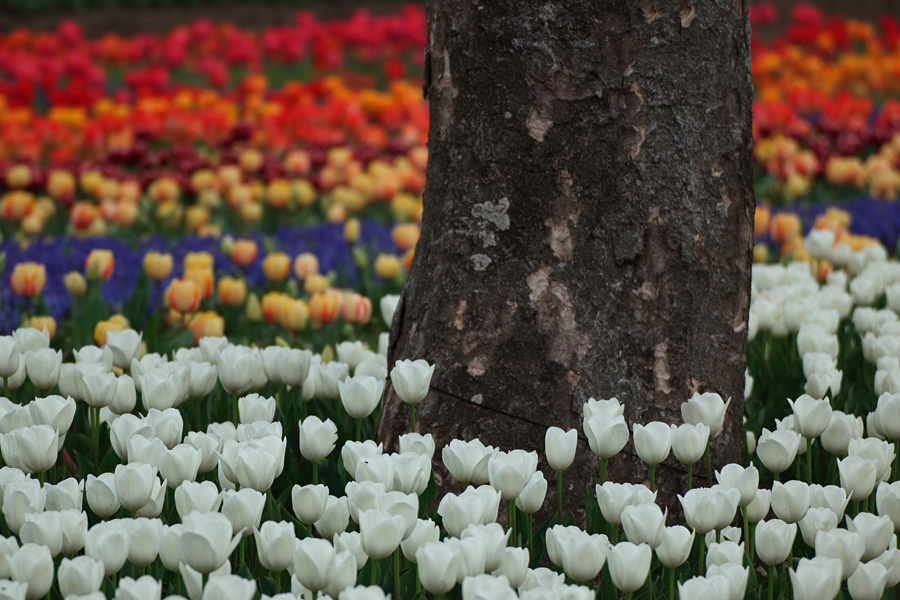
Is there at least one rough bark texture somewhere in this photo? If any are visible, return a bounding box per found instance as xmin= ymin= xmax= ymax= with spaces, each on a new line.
xmin=379 ymin=0 xmax=754 ymax=517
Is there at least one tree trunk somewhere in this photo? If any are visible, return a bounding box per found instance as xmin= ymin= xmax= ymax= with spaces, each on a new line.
xmin=379 ymin=0 xmax=754 ymax=515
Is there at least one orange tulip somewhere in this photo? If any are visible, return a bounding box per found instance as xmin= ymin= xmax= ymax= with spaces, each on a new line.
xmin=184 ymin=267 xmax=214 ymax=300
xmin=261 ymin=292 xmax=288 ymax=324
xmin=184 ymin=252 xmax=214 ymax=272
xmin=308 ymin=290 xmax=340 ymax=324
xmin=217 ymin=277 xmax=248 ymax=307
xmin=85 ymin=249 xmax=115 ymax=281
xmin=392 ymin=223 xmax=420 ymax=251
xmin=167 ymin=279 xmax=202 ymax=313
xmin=10 ymin=263 xmax=46 ymax=297
xmin=280 ymin=298 xmax=309 ymax=331
xmin=340 ymin=292 xmax=372 ymax=325
xmin=374 ymin=254 xmax=401 ymax=280
xmin=262 ymin=253 xmax=291 ymax=282
xmin=1 ymin=191 xmax=35 ymax=221
xmin=143 ymin=252 xmax=174 ymax=280
xmin=189 ymin=311 xmax=225 ymax=344
xmin=231 ymin=239 xmax=258 ymax=267
xmin=27 ymin=316 xmax=56 ymax=339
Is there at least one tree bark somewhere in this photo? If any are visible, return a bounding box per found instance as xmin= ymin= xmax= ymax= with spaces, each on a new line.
xmin=379 ymin=0 xmax=754 ymax=515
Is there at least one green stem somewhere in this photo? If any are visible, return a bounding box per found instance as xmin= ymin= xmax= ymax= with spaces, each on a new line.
xmin=275 ymin=572 xmax=282 ymax=595
xmin=393 ymin=547 xmax=401 ymax=600
xmin=312 ymin=462 xmax=318 ymax=486
xmin=649 ymin=464 xmax=656 ymax=492
xmin=697 ymin=537 xmax=706 ymax=575
xmin=600 ymin=458 xmax=608 ymax=486
xmin=370 ymin=563 xmax=377 ymax=586
xmin=768 ymin=565 xmax=774 ymax=600
xmin=556 ymin=470 xmax=563 ymax=522
xmin=806 ymin=438 xmax=813 ymax=484
xmin=705 ymin=442 xmax=712 ymax=486
xmin=355 ymin=419 xmax=361 ymax=442
xmin=669 ymin=566 xmax=675 ymax=600
xmin=743 ymin=506 xmax=752 ymax=563
xmin=527 ymin=513 xmax=534 ymax=562
xmin=415 ymin=572 xmax=421 ymax=595
xmin=625 ymin=594 xmax=632 ymax=600
xmin=409 ymin=404 xmax=416 ymax=433
xmin=507 ymin=500 xmax=517 ymax=546
xmin=687 ymin=464 xmax=692 ymax=491
xmin=233 ymin=393 xmax=240 ymax=425
xmin=91 ymin=407 xmax=100 ymax=472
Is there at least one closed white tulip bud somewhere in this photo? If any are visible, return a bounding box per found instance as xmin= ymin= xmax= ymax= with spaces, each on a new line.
xmin=6 ymin=356 xmax=25 ymax=391
xmin=544 ymin=427 xmax=577 ymax=471
xmin=177 ymin=511 xmax=242 ymax=574
xmin=58 ymin=556 xmax=104 ymax=597
xmin=847 ymin=513 xmax=894 ymax=561
xmin=58 ymin=509 xmax=87 ymax=555
xmin=515 ymin=471 xmax=547 ymax=515
xmin=341 ymin=440 xmax=383 ymax=480
xmin=108 ymin=374 xmax=137 ymax=415
xmin=292 ymin=484 xmax=329 ymax=524
xmin=461 ymin=574 xmax=513 ymax=600
xmin=705 ymin=563 xmax=749 ymax=600
xmin=158 ymin=524 xmax=182 ymax=573
xmin=114 ymin=463 xmax=157 ymax=512
xmin=216 ymin=346 xmax=259 ymax=395
xmin=398 ymin=433 xmax=435 ymax=460
xmin=596 ymin=482 xmax=655 ymax=527
xmin=583 ymin=397 xmax=624 ymax=420
xmin=44 ymin=478 xmax=82 ymax=512
xmin=183 ymin=432 xmax=219 ymax=473
xmin=19 ymin=511 xmax=62 ymax=557
xmin=633 ymin=422 xmax=676 ymax=465
xmin=755 ymin=519 xmax=797 ymax=566
xmin=608 ymin=542 xmax=651 ymax=594
xmin=815 ymin=528 xmax=865 ymax=580
xmin=488 ymin=450 xmax=538 ymax=501
xmin=78 ymin=370 xmax=117 ymax=409
xmin=254 ymin=520 xmax=295 ymax=572
xmin=442 ymin=438 xmax=495 ymax=486
xmin=416 ymin=541 xmax=460 ymax=594
xmin=849 ymin=438 xmax=895 ymax=483
xmin=199 ymin=337 xmax=228 ymax=364
xmin=324 ymin=551 xmax=358 ymax=600
xmin=756 ymin=428 xmax=801 ymax=474
xmin=872 ymin=547 xmax=900 ymax=589
xmin=114 ymin=575 xmax=162 ymax=600
xmin=140 ymin=370 xmax=181 ymax=412
xmin=131 ymin=354 xmax=166 ymax=392
xmin=10 ymin=543 xmax=54 ymax=600
xmin=401 ymin=519 xmax=440 ymax=563
xmin=122 ymin=518 xmax=162 ymax=567
xmin=715 ymin=464 xmax=759 ymax=507
xmin=200 ymin=574 xmax=253 ymax=600
xmin=28 ymin=395 xmax=75 ymax=439
xmin=437 ymin=485 xmax=501 ymax=537
xmin=788 ymin=394 xmax=833 ymax=439
xmin=24 ymin=349 xmax=61 ymax=390
xmin=105 ymin=329 xmax=141 ymax=369
xmin=85 ymin=522 xmax=128 ymax=576
xmin=14 ymin=328 xmax=49 ymax=355
xmin=0 ymin=467 xmax=26 ymax=506
xmin=771 ymin=480 xmax=810 ymax=523
xmin=293 ymin=538 xmax=336 ymax=593
xmin=299 ymin=416 xmax=338 ymax=463
xmin=237 ymin=394 xmax=276 ymax=424
xmin=705 ymin=540 xmax=744 ymax=568
xmin=390 ymin=359 xmax=435 ymax=406
xmin=491 ymin=546 xmax=529 ymax=589
xmin=339 ymin=376 xmax=384 ymax=420
xmin=460 ymin=523 xmax=509 ymax=573
xmin=380 ymin=294 xmax=400 ymax=327
xmin=655 ymin=525 xmax=694 ymax=568
xmin=583 ymin=414 xmax=629 ymax=459
xmin=799 ymin=507 xmax=838 ymax=548
xmin=135 ymin=477 xmax=166 ymax=518
xmin=158 ymin=444 xmax=202 ymax=489
xmin=277 ymin=348 xmax=312 ymax=388
xmin=557 ymin=530 xmax=609 ymax=583
xmin=127 ymin=435 xmax=166 ymax=467
xmin=174 ymin=481 xmax=221 ymax=518
xmin=346 ymin=481 xmax=385 ymax=523
xmin=1 ymin=425 xmax=57 ymax=474
xmin=809 ymin=484 xmax=850 ymax=520
xmin=3 ymin=480 xmax=45 ymax=535
xmin=622 ymin=503 xmax=666 ymax=548
xmin=839 ymin=455 xmax=878 ymax=501
xmin=445 ymin=536 xmax=486 ymax=581
xmin=334 ymin=531 xmax=368 ymax=571
xmin=875 ymin=392 xmax=900 ymax=440
xmin=145 ymin=408 xmax=184 ymax=449
xmin=672 ymin=423 xmax=710 ymax=466
xmin=223 ymin=444 xmax=277 ymax=492
xmin=679 ymin=489 xmax=721 ymax=535
xmin=681 ymin=392 xmax=731 ymax=436
xmin=877 ymin=481 xmax=900 ymax=532
xmin=0 ymin=535 xmax=19 ymax=579
xmin=789 ymin=557 xmax=843 ymax=600
xmin=373 ymin=490 xmax=418 ymax=539
xmin=677 ymin=575 xmax=729 ymax=600
xmin=221 ymin=489 xmax=265 ymax=537
xmin=847 ymin=561 xmax=888 ymax=600
xmin=806 ymin=370 xmax=842 ymax=400
xmin=336 ymin=342 xmax=366 ymax=371
xmin=821 ymin=411 xmax=863 ymax=456
xmin=187 ymin=362 xmax=218 ymax=399
xmin=340 ymin=586 xmax=388 ymax=600
xmin=0 ymin=336 xmax=20 ymax=378
xmin=314 ymin=495 xmax=350 ymax=539
xmin=359 ymin=508 xmax=405 ymax=560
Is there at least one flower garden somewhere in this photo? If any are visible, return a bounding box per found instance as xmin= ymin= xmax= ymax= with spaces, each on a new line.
xmin=1 ymin=2 xmax=900 ymax=599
